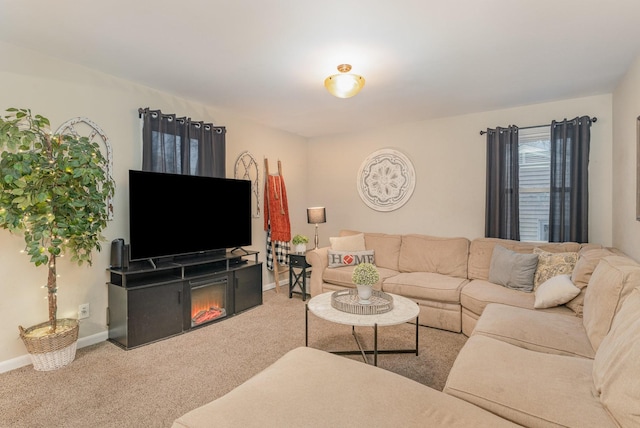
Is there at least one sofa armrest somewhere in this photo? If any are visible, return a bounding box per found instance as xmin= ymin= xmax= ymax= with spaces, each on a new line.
xmin=306 ymin=247 xmax=329 ymax=296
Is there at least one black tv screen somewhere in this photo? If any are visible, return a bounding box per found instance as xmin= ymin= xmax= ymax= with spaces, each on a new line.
xmin=128 ymin=170 xmax=252 ymax=261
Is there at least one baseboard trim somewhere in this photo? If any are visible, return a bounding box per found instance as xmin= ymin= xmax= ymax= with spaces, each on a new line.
xmin=1 ymin=284 xmax=286 ymax=373
xmin=0 ymin=331 xmax=108 ymax=374
xmin=263 ymin=279 xmax=289 ymax=291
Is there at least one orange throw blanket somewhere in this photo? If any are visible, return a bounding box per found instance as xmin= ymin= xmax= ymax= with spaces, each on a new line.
xmin=264 ymin=174 xmax=291 ymax=242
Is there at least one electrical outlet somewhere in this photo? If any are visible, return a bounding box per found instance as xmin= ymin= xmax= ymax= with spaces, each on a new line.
xmin=78 ymin=303 xmax=90 ymax=319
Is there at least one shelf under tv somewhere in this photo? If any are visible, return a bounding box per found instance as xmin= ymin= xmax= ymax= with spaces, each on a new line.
xmin=106 ymin=250 xmax=262 ymax=349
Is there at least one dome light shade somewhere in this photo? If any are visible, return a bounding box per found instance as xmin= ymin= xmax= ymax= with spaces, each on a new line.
xmin=324 ymin=64 xmax=365 ymax=98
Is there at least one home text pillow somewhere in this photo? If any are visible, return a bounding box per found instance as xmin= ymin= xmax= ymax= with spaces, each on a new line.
xmin=488 ymin=245 xmax=538 ymax=292
xmin=329 ymin=233 xmax=366 ymax=251
xmin=534 ymin=274 xmax=581 ymax=309
xmin=533 ymin=248 xmax=579 ymax=289
xmin=328 ymin=250 xmax=375 ymax=268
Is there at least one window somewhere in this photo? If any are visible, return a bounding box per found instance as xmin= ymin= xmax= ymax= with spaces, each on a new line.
xmin=485 ymin=117 xmax=591 ymax=243
xmin=150 ymin=131 xmax=200 ymax=175
xmin=139 ymin=108 xmax=226 ymax=178
xmin=518 ymin=126 xmax=551 ymax=242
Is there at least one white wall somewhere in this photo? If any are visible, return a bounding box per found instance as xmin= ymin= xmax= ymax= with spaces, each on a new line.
xmin=0 ymin=39 xmax=622 ymax=369
xmin=612 ymin=55 xmax=640 ymax=260
xmin=0 ymin=42 xmax=308 ymax=365
xmin=307 ymin=95 xmax=613 ymax=248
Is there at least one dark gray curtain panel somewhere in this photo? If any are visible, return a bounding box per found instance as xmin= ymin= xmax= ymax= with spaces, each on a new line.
xmin=139 ymin=108 xmax=225 ymax=177
xmin=485 ymin=126 xmax=520 ymax=240
xmin=549 ymin=116 xmax=591 ymax=243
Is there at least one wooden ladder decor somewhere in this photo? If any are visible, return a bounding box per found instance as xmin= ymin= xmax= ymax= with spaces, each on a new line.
xmin=264 ymin=158 xmax=289 ymax=292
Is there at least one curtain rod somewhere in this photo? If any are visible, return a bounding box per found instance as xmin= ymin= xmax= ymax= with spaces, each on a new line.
xmin=479 ymin=116 xmax=597 ymax=136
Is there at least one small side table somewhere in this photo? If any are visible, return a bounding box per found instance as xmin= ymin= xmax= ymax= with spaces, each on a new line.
xmin=289 ymin=253 xmax=311 ymax=301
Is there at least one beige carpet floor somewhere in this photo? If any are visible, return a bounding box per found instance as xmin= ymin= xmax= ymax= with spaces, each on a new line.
xmin=0 ymin=290 xmax=467 ymax=428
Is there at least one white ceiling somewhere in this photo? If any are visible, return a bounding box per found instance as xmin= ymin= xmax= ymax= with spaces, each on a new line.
xmin=1 ymin=0 xmax=640 ymax=138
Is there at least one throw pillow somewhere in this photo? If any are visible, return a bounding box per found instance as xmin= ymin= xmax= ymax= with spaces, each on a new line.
xmin=534 ymin=274 xmax=581 ymax=309
xmin=329 ymin=233 xmax=366 ymax=251
xmin=328 ymin=250 xmax=375 ymax=268
xmin=488 ymin=245 xmax=538 ymax=292
xmin=533 ymin=248 xmax=579 ymax=289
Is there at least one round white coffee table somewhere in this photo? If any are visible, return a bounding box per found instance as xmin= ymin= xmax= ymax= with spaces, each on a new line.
xmin=305 ymin=291 xmax=419 ymax=366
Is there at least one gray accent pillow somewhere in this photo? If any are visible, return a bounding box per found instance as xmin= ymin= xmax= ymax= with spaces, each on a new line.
xmin=488 ymin=245 xmax=538 ymax=292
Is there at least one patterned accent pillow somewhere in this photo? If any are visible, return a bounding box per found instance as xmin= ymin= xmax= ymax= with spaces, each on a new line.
xmin=533 ymin=248 xmax=579 ymax=289
xmin=327 ymin=250 xmax=375 ymax=268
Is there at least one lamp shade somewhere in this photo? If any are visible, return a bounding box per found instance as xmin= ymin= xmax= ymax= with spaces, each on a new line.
xmin=307 ymin=207 xmax=326 ymax=224
xmin=324 ymin=64 xmax=365 ymax=98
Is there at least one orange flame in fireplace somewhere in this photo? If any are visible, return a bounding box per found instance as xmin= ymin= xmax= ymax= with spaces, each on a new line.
xmin=192 ymin=298 xmax=222 ymax=318
xmin=191 ymin=296 xmax=226 ymax=326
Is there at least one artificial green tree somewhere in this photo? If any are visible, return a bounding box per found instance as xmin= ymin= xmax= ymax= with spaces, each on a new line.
xmin=0 ymin=108 xmax=114 ymax=333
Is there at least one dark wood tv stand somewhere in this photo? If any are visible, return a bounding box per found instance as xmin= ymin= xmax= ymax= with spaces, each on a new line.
xmin=107 ymin=250 xmax=262 ymax=349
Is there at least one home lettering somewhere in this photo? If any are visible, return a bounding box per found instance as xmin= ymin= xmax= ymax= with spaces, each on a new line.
xmin=328 ymin=253 xmax=375 ymax=266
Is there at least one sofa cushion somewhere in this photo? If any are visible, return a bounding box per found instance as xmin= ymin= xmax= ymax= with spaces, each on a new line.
xmin=444 ymin=335 xmax=615 ymax=427
xmin=398 ymin=234 xmax=469 ymax=278
xmin=382 ymin=272 xmax=468 ymax=303
xmin=329 ymin=233 xmax=365 ymax=251
xmin=473 ymin=303 xmax=595 ymax=358
xmin=339 ymin=230 xmax=402 ymax=271
xmin=533 ymin=248 xmax=578 ymax=289
xmin=364 ymin=232 xmax=402 ymax=271
xmin=565 ymin=290 xmax=587 ymax=318
xmin=461 ymin=279 xmax=574 ymax=318
xmin=468 ymin=237 xmax=582 ymax=281
xmin=583 ymin=256 xmax=640 ymax=351
xmin=567 ymin=248 xmax=616 ymax=317
xmin=534 ymin=274 xmax=581 ymax=309
xmin=327 ymin=249 xmax=375 ymax=268
xmin=173 ymin=347 xmax=520 ymax=428
xmin=572 ymin=248 xmax=616 ymax=288
xmin=593 ymin=287 xmax=640 ymax=427
xmin=488 ymin=245 xmax=538 ymax=292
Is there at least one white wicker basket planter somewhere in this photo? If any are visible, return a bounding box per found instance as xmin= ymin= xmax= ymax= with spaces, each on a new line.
xmin=19 ymin=318 xmax=79 ymax=371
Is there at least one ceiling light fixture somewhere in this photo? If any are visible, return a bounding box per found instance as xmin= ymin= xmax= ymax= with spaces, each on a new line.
xmin=324 ymin=64 xmax=365 ymax=98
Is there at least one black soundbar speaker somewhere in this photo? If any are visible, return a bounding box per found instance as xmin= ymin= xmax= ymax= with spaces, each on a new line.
xmin=110 ymin=239 xmax=124 ymax=269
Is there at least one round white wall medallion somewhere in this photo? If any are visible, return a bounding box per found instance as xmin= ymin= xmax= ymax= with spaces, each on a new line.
xmin=357 ymin=149 xmax=416 ymax=212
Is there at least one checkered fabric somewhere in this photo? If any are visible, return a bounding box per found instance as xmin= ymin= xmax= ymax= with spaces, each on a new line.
xmin=266 ymin=224 xmax=290 ymax=271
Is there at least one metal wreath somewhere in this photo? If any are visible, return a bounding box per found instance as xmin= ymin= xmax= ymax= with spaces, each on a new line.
xmin=234 ymin=150 xmax=261 ymax=218
xmin=55 ymin=117 xmax=114 ymax=220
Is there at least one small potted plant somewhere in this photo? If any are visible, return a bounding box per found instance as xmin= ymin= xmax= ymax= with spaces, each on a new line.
xmin=0 ymin=108 xmax=114 ymax=370
xmin=291 ymin=234 xmax=309 ymax=253
xmin=352 ymin=262 xmax=380 ymax=304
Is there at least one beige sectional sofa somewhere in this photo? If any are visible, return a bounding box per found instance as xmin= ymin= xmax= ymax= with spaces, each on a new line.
xmin=173 ymin=231 xmax=640 ymax=427
xmin=306 ymin=230 xmax=605 ymax=335
xmin=444 ymin=254 xmax=640 ymax=427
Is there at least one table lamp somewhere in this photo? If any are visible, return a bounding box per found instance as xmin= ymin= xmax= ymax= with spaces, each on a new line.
xmin=307 ymin=207 xmax=326 ymax=249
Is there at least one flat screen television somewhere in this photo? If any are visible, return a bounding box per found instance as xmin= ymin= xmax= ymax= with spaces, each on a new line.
xmin=128 ymin=170 xmax=252 ymax=261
